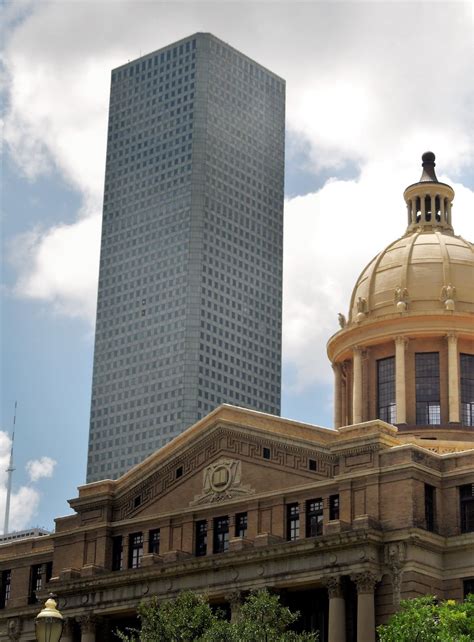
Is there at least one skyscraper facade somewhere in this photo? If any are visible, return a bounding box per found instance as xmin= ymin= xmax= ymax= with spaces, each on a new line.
xmin=87 ymin=33 xmax=285 ymax=482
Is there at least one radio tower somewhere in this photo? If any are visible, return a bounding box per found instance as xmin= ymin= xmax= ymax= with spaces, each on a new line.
xmin=3 ymin=401 xmax=17 ymax=535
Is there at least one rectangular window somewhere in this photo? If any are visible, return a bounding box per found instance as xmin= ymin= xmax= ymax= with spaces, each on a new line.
xmin=235 ymin=512 xmax=247 ymax=538
xmin=424 ymin=484 xmax=436 ymax=532
xmin=286 ymin=503 xmax=299 ymax=541
xmin=213 ymin=516 xmax=229 ymax=554
xmin=129 ymin=532 xmax=144 ymax=568
xmin=329 ymin=495 xmax=340 ymax=521
xmin=464 ymin=579 xmax=474 ymax=598
xmin=460 ymin=484 xmax=474 ymax=533
xmin=0 ymin=570 xmax=11 ymax=609
xmin=112 ymin=535 xmax=123 ymax=571
xmin=461 ymin=354 xmax=474 ymax=426
xmin=416 ymin=353 xmax=440 ymax=424
xmin=377 ymin=356 xmax=396 ymax=423
xmin=195 ymin=520 xmax=207 ymax=556
xmin=28 ymin=564 xmax=42 ymax=604
xmin=306 ymin=498 xmax=323 ymax=537
xmin=149 ymin=529 xmax=160 ymax=554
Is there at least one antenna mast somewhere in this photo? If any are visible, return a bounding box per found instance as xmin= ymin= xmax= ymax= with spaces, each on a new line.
xmin=3 ymin=402 xmax=17 ymax=535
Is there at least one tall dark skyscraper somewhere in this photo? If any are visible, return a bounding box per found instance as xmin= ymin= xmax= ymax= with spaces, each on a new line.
xmin=87 ymin=33 xmax=285 ymax=482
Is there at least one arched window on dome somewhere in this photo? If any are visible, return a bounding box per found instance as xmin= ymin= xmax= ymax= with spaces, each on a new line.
xmin=377 ymin=357 xmax=396 ymax=423
xmin=460 ymin=354 xmax=474 ymax=426
xmin=424 ymin=195 xmax=432 ymax=222
xmin=435 ymin=195 xmax=441 ymax=223
xmin=415 ymin=196 xmax=421 ymax=223
xmin=415 ymin=353 xmax=440 ymax=425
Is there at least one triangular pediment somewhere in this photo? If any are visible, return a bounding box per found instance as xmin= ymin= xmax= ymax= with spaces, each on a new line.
xmin=107 ymin=406 xmax=337 ymax=522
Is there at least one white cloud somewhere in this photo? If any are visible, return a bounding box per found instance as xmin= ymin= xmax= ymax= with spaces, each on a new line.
xmin=0 ymin=431 xmax=55 ymax=531
xmin=26 ymin=456 xmax=57 ymax=483
xmin=3 ymin=2 xmax=474 ymax=379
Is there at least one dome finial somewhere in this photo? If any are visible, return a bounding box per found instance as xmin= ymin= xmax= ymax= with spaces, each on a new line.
xmin=420 ymin=151 xmax=438 ymax=182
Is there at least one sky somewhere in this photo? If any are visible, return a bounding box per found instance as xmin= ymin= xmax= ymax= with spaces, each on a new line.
xmin=1 ymin=0 xmax=473 ymax=532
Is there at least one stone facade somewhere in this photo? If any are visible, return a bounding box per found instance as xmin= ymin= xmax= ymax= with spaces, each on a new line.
xmin=0 ymin=407 xmax=473 ymax=641
xmin=1 ymin=154 xmax=472 ymax=641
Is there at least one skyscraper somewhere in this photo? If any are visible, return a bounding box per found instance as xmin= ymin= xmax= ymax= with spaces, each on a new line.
xmin=87 ymin=33 xmax=285 ymax=482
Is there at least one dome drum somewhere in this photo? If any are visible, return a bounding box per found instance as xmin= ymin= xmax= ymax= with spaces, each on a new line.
xmin=328 ymin=153 xmax=474 ymax=440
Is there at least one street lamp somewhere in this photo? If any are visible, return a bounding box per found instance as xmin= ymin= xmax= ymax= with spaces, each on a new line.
xmin=35 ymin=594 xmax=64 ymax=642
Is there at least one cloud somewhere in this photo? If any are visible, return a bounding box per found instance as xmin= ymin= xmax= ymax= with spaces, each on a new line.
xmin=3 ymin=2 xmax=474 ymax=380
xmin=0 ymin=431 xmax=55 ymax=531
xmin=26 ymin=456 xmax=57 ymax=483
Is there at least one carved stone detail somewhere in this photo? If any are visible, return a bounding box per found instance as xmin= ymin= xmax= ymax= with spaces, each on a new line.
xmin=7 ymin=618 xmax=22 ymax=641
xmin=324 ymin=575 xmax=343 ymax=599
xmin=338 ymin=313 xmax=346 ymax=328
xmin=190 ymin=458 xmax=254 ymax=506
xmin=351 ymin=571 xmax=378 ymax=594
xmin=77 ymin=613 xmax=98 ymax=633
xmin=384 ymin=542 xmax=407 ymax=605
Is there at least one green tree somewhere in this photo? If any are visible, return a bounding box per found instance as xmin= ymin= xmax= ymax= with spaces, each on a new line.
xmin=117 ymin=588 xmax=318 ymax=642
xmin=377 ymin=594 xmax=474 ymax=642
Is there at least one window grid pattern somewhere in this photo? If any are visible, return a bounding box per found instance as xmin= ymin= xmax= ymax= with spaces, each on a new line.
xmin=424 ymin=484 xmax=436 ymax=532
xmin=377 ymin=356 xmax=396 ymax=423
xmin=112 ymin=536 xmax=123 ymax=571
xmin=461 ymin=354 xmax=474 ymax=426
xmin=129 ymin=533 xmax=144 ymax=568
xmin=329 ymin=495 xmax=340 ymax=521
xmin=87 ymin=34 xmax=285 ymax=482
xmin=286 ymin=503 xmax=300 ymax=541
xmin=306 ymin=499 xmax=323 ymax=537
xmin=149 ymin=529 xmax=160 ymax=554
xmin=213 ymin=516 xmax=229 ymax=554
xmin=235 ymin=512 xmax=247 ymax=538
xmin=195 ymin=520 xmax=207 ymax=556
xmin=0 ymin=571 xmax=11 ymax=609
xmin=415 ymin=353 xmax=441 ymax=425
xmin=460 ymin=484 xmax=474 ymax=534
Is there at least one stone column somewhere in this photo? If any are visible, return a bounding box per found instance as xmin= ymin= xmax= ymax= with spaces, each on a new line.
xmin=447 ymin=333 xmax=460 ymax=423
xmin=325 ymin=576 xmax=346 ymax=642
xmin=77 ymin=614 xmax=97 ymax=642
xmin=351 ymin=572 xmax=378 ymax=642
xmin=395 ymin=336 xmax=408 ymax=424
xmin=352 ymin=347 xmax=363 ymax=424
xmin=61 ymin=618 xmax=74 ymax=642
xmin=333 ymin=363 xmax=343 ymax=428
xmin=226 ymin=590 xmax=243 ymax=623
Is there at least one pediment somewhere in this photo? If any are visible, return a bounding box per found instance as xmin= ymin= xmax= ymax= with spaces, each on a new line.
xmin=111 ymin=421 xmax=335 ymax=522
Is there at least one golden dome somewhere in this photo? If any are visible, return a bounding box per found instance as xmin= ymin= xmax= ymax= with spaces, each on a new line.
xmin=348 ymin=153 xmax=474 ymax=325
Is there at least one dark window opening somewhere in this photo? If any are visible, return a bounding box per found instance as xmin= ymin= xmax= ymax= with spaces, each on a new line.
xmin=306 ymin=498 xmax=323 ymax=537
xmin=329 ymin=495 xmax=340 ymax=521
xmin=416 ymin=353 xmax=440 ymax=425
xmin=309 ymin=459 xmax=317 ymax=472
xmin=424 ymin=484 xmax=436 ymax=532
xmin=235 ymin=512 xmax=247 ymax=538
xmin=133 ymin=495 xmax=142 ymax=508
xmin=149 ymin=529 xmax=160 ymax=554
xmin=464 ymin=579 xmax=474 ymax=598
xmin=112 ymin=535 xmax=123 ymax=571
xmin=176 ymin=466 xmax=183 ymax=479
xmin=213 ymin=516 xmax=229 ymax=554
xmin=460 ymin=484 xmax=474 ymax=533
xmin=377 ymin=356 xmax=396 ymax=423
xmin=263 ymin=447 xmax=271 ymax=460
xmin=129 ymin=532 xmax=144 ymax=568
xmin=286 ymin=503 xmax=299 ymax=541
xmin=195 ymin=520 xmax=207 ymax=556
xmin=28 ymin=564 xmax=42 ymax=604
xmin=461 ymin=354 xmax=474 ymax=426
xmin=0 ymin=570 xmax=11 ymax=609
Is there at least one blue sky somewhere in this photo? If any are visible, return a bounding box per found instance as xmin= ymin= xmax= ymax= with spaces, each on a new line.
xmin=1 ymin=1 xmax=473 ymax=531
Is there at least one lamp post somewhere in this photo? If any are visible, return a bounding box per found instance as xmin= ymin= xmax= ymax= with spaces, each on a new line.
xmin=35 ymin=594 xmax=64 ymax=642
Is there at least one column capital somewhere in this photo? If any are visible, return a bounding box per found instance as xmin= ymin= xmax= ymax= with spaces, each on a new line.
xmin=446 ymin=332 xmax=458 ymax=343
xmin=353 ymin=345 xmax=363 ymax=355
xmin=63 ymin=618 xmax=74 ymax=636
xmin=225 ymin=590 xmax=244 ymax=607
xmin=332 ymin=361 xmax=342 ymax=373
xmin=324 ymin=575 xmax=344 ymax=599
xmin=351 ymin=570 xmax=379 ymax=594
xmin=395 ymin=335 xmax=409 ymax=348
xmin=77 ymin=613 xmax=98 ymax=633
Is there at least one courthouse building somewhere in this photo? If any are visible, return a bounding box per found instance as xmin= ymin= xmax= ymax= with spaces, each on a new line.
xmin=0 ymin=154 xmax=472 ymax=642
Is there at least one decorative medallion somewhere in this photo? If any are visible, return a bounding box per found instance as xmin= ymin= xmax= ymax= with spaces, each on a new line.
xmin=190 ymin=458 xmax=254 ymax=506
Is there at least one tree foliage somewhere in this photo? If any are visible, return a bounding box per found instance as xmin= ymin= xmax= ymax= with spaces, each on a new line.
xmin=377 ymin=594 xmax=474 ymax=642
xmin=116 ymin=588 xmax=318 ymax=642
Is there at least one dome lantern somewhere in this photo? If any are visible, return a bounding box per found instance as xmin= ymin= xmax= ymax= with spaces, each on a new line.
xmin=403 ymin=151 xmax=455 ymax=232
